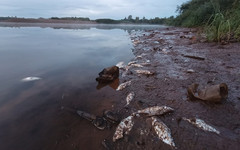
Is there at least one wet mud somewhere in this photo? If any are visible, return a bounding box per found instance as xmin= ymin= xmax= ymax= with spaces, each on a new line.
xmin=1 ymin=27 xmax=240 ymax=150
xmin=112 ymin=27 xmax=240 ymax=150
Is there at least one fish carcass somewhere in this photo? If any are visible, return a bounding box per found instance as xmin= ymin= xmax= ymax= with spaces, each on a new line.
xmin=77 ymin=110 xmax=96 ymax=122
xmin=125 ymin=92 xmax=135 ymax=106
xmin=129 ymin=64 xmax=144 ymax=68
xmin=135 ymin=70 xmax=154 ymax=75
xmin=128 ymin=61 xmax=137 ymax=66
xmin=152 ymin=117 xmax=176 ymax=148
xmin=135 ymin=106 xmax=174 ymax=117
xmin=21 ymin=77 xmax=41 ymax=82
xmin=116 ymin=81 xmax=132 ymax=91
xmin=113 ymin=115 xmax=134 ymax=142
xmin=183 ymin=117 xmax=220 ymax=134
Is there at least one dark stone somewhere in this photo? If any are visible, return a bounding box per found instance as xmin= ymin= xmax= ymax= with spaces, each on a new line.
xmin=96 ymin=66 xmax=119 ymax=83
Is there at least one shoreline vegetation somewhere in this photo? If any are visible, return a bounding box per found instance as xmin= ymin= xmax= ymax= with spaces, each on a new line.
xmin=1 ymin=0 xmax=239 ymax=42
xmin=0 ymin=16 xmax=167 ymax=25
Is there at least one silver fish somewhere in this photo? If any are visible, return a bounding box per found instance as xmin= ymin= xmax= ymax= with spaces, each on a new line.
xmin=116 ymin=81 xmax=131 ymax=91
xmin=135 ymin=106 xmax=174 ymax=116
xmin=136 ymin=55 xmax=143 ymax=59
xmin=152 ymin=117 xmax=176 ymax=148
xmin=183 ymin=117 xmax=220 ymax=134
xmin=135 ymin=70 xmax=154 ymax=75
xmin=126 ymin=92 xmax=135 ymax=106
xmin=130 ymin=64 xmax=144 ymax=68
xmin=128 ymin=61 xmax=137 ymax=66
xmin=21 ymin=77 xmax=41 ymax=82
xmin=113 ymin=115 xmax=134 ymax=142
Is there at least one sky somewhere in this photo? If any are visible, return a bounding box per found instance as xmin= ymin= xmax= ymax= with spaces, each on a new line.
xmin=0 ymin=0 xmax=189 ymax=19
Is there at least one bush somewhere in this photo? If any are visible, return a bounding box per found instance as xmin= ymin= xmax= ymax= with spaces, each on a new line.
xmin=171 ymin=0 xmax=240 ymax=42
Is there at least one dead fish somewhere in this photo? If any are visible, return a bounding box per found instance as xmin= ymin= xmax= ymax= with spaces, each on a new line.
xmin=152 ymin=117 xmax=176 ymax=148
xmin=116 ymin=81 xmax=131 ymax=91
xmin=77 ymin=110 xmax=96 ymax=122
xmin=126 ymin=92 xmax=135 ymax=106
xmin=21 ymin=77 xmax=41 ymax=82
xmin=128 ymin=61 xmax=137 ymax=66
xmin=183 ymin=117 xmax=220 ymax=134
xmin=187 ymin=83 xmax=228 ymax=102
xmin=116 ymin=61 xmax=125 ymax=69
xmin=135 ymin=70 xmax=154 ymax=75
xmin=135 ymin=106 xmax=174 ymax=117
xmin=136 ymin=55 xmax=143 ymax=59
xmin=130 ymin=64 xmax=144 ymax=68
xmin=113 ymin=115 xmax=134 ymax=142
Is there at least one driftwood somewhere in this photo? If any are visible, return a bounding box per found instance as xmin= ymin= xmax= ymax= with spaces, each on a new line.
xmin=182 ymin=54 xmax=205 ymax=61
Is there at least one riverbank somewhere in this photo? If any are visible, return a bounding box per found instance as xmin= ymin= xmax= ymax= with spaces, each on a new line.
xmin=110 ymin=27 xmax=240 ymax=149
xmin=0 ymin=25 xmax=239 ymax=150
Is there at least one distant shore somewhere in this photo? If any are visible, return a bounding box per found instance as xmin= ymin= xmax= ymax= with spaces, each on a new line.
xmin=0 ymin=18 xmax=96 ymax=24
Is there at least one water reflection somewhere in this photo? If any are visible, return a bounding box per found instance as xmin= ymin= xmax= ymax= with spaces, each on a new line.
xmin=0 ymin=22 xmax=165 ymax=32
xmin=96 ymin=78 xmax=119 ymax=90
xmin=0 ymin=24 xmax=164 ymax=150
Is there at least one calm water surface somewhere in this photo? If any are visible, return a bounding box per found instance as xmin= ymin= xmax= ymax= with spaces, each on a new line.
xmin=0 ymin=24 xmax=164 ymax=150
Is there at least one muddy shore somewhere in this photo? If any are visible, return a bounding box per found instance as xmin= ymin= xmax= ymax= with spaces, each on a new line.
xmin=1 ymin=26 xmax=240 ymax=150
xmin=101 ymin=27 xmax=240 ymax=149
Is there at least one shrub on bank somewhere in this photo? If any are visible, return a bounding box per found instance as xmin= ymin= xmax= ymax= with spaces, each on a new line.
xmin=170 ymin=0 xmax=240 ymax=42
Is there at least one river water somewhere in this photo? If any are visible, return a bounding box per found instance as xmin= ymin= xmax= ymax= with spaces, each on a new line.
xmin=0 ymin=24 xmax=164 ymax=150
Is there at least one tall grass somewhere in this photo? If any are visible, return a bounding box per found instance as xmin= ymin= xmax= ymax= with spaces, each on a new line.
xmin=205 ymin=13 xmax=231 ymax=42
xmin=171 ymin=0 xmax=240 ymax=42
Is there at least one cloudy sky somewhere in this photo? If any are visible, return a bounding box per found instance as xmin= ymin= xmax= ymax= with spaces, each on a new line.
xmin=0 ymin=0 xmax=188 ymax=19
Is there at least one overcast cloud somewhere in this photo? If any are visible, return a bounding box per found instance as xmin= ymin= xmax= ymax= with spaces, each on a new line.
xmin=0 ymin=0 xmax=188 ymax=19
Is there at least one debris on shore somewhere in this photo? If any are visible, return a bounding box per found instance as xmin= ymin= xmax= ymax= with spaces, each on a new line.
xmin=182 ymin=54 xmax=205 ymax=61
xmin=187 ymin=83 xmax=228 ymax=102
